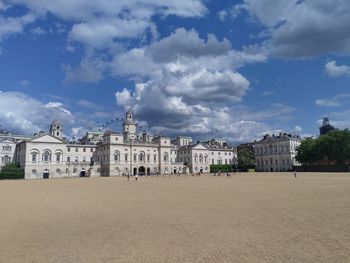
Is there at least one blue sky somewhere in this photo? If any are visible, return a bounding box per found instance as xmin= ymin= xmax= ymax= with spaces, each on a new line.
xmin=0 ymin=0 xmax=350 ymax=143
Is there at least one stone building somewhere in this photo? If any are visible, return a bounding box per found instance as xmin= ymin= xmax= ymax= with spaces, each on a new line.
xmin=254 ymin=133 xmax=301 ymax=172
xmin=11 ymin=110 xmax=237 ymax=179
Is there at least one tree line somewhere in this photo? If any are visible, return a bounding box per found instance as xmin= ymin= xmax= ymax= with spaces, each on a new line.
xmin=296 ymin=130 xmax=350 ymax=165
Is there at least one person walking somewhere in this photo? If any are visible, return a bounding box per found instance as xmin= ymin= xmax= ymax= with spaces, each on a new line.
xmin=127 ymin=173 xmax=130 ymax=181
xmin=294 ymin=170 xmax=297 ymax=178
xmin=135 ymin=174 xmax=138 ymax=181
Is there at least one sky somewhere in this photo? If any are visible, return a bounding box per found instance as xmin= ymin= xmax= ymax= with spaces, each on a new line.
xmin=0 ymin=0 xmax=350 ymax=143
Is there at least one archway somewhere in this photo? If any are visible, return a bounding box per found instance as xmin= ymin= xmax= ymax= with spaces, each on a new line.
xmin=133 ymin=167 xmax=137 ymax=176
xmin=43 ymin=169 xmax=50 ymax=179
xmin=138 ymin=166 xmax=145 ymax=176
xmin=80 ymin=168 xmax=86 ymax=177
xmin=146 ymin=167 xmax=151 ymax=176
xmin=173 ymin=168 xmax=177 ymax=174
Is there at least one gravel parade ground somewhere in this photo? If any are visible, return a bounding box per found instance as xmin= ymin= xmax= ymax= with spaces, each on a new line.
xmin=1 ymin=173 xmax=349 ymax=263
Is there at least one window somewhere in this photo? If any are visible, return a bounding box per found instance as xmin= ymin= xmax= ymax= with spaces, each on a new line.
xmin=199 ymin=154 xmax=203 ymax=163
xmin=154 ymin=154 xmax=157 ymax=162
xmin=2 ymin=145 xmax=11 ymax=151
xmin=2 ymin=155 xmax=10 ymax=164
xmin=114 ymin=151 xmax=120 ymax=163
xmin=139 ymin=152 xmax=145 ymax=163
xmin=90 ymin=148 xmax=93 ymax=152
xmin=125 ymin=154 xmax=128 ymax=162
xmin=67 ymin=147 xmax=71 ymax=152
xmin=56 ymin=153 xmax=61 ymax=162
xmin=194 ymin=154 xmax=198 ymax=163
xmin=31 ymin=153 xmax=37 ymax=162
xmin=75 ymin=148 xmax=78 ymax=152
xmin=31 ymin=169 xmax=37 ymax=176
xmin=83 ymin=157 xmax=86 ymax=162
xmin=147 ymin=154 xmax=150 ymax=163
xmin=163 ymin=152 xmax=169 ymax=163
xmin=133 ymin=154 xmax=137 ymax=162
xmin=75 ymin=157 xmax=78 ymax=162
xmin=67 ymin=157 xmax=70 ymax=162
xmin=43 ymin=151 xmax=51 ymax=162
xmin=83 ymin=148 xmax=86 ymax=152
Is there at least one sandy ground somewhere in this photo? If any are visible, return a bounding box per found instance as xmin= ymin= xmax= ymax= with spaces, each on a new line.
xmin=1 ymin=173 xmax=350 ymax=263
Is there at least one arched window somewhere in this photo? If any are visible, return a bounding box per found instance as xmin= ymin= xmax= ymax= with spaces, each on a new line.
xmin=55 ymin=152 xmax=61 ymax=162
xmin=31 ymin=169 xmax=37 ymax=176
xmin=114 ymin=151 xmax=120 ymax=163
xmin=133 ymin=154 xmax=137 ymax=162
xmin=194 ymin=154 xmax=198 ymax=163
xmin=139 ymin=152 xmax=145 ymax=163
xmin=124 ymin=153 xmax=128 ymax=162
xmin=2 ymin=155 xmax=11 ymax=164
xmin=147 ymin=154 xmax=150 ymax=163
xmin=73 ymin=168 xmax=78 ymax=175
xmin=199 ymin=154 xmax=203 ymax=163
xmin=31 ymin=151 xmax=38 ymax=163
xmin=204 ymin=154 xmax=208 ymax=163
xmin=154 ymin=154 xmax=157 ymax=163
xmin=42 ymin=150 xmax=51 ymax=162
xmin=115 ymin=167 xmax=120 ymax=176
xmin=163 ymin=152 xmax=169 ymax=163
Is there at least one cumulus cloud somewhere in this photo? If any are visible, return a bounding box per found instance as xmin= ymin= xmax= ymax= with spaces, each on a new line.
xmin=62 ymin=52 xmax=108 ymax=84
xmin=0 ymin=13 xmax=35 ymax=41
xmin=325 ymin=61 xmax=350 ymax=77
xmin=0 ymin=91 xmax=73 ymax=135
xmin=111 ymin=28 xmax=285 ymax=142
xmin=236 ymin=0 xmax=350 ymax=58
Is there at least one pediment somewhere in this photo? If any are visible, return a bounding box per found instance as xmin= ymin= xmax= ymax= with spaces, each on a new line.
xmin=30 ymin=134 xmax=65 ymax=144
xmin=192 ymin=144 xmax=208 ymax=150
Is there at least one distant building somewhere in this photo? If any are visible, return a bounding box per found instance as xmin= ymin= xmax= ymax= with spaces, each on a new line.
xmin=254 ymin=133 xmax=301 ymax=172
xmin=319 ymin=117 xmax=336 ymax=136
xmin=0 ymin=132 xmax=33 ymax=168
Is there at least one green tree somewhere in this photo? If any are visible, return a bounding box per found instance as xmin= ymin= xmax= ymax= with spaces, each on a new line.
xmin=237 ymin=148 xmax=255 ymax=171
xmin=0 ymin=163 xmax=24 ymax=180
xmin=296 ymin=129 xmax=350 ymax=165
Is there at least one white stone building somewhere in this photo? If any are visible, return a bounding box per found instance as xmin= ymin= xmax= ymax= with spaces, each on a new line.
xmin=10 ymin=110 xmax=237 ymax=179
xmin=254 ymin=133 xmax=301 ymax=172
xmin=0 ymin=133 xmax=32 ymax=168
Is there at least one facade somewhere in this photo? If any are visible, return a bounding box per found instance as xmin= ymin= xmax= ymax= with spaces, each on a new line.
xmin=9 ymin=110 xmax=237 ymax=179
xmin=254 ymin=133 xmax=301 ymax=172
xmin=0 ymin=133 xmax=32 ymax=168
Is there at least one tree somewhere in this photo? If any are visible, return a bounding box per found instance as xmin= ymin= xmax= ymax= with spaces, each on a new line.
xmin=0 ymin=163 xmax=24 ymax=180
xmin=296 ymin=129 xmax=350 ymax=165
xmin=237 ymin=148 xmax=255 ymax=171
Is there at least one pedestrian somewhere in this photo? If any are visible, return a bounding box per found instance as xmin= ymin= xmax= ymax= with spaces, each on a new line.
xmin=127 ymin=174 xmax=130 ymax=181
xmin=294 ymin=170 xmax=297 ymax=178
xmin=135 ymin=174 xmax=138 ymax=181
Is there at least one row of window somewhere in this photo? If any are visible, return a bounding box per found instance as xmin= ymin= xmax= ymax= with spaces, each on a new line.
xmin=256 ymin=158 xmax=292 ymax=166
xmin=255 ymin=145 xmax=294 ymax=155
xmin=2 ymin=146 xmax=12 ymax=152
xmin=67 ymin=147 xmax=94 ymax=153
xmin=32 ymin=151 xmax=90 ymax=163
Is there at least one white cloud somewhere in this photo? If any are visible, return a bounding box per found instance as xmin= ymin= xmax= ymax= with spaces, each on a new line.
xmin=62 ymin=52 xmax=107 ymax=84
xmin=19 ymin=80 xmax=29 ymax=87
xmin=315 ymin=99 xmax=341 ymax=107
xmin=0 ymin=91 xmax=73 ymax=134
xmin=315 ymin=94 xmax=350 ymax=107
xmin=325 ymin=60 xmax=350 ymax=77
xmin=30 ymin=26 xmax=45 ymax=36
xmin=237 ymin=0 xmax=350 ymax=58
xmin=218 ymin=10 xmax=227 ymax=21
xmin=111 ymin=28 xmax=289 ymax=142
xmin=0 ymin=13 xmax=35 ymax=41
